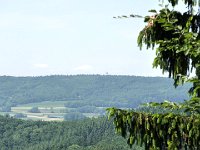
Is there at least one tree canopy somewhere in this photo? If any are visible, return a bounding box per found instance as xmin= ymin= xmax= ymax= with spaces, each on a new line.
xmin=0 ymin=115 xmax=145 ymax=150
xmin=0 ymin=75 xmax=189 ymax=108
xmin=108 ymin=0 xmax=200 ymax=149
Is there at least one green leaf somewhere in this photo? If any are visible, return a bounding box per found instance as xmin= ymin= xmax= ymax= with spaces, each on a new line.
xmin=148 ymin=9 xmax=157 ymax=13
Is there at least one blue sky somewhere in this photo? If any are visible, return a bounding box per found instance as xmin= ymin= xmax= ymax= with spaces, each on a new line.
xmin=0 ymin=0 xmax=167 ymax=76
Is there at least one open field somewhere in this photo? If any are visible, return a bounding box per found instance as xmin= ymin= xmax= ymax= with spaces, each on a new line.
xmin=2 ymin=101 xmax=105 ymax=121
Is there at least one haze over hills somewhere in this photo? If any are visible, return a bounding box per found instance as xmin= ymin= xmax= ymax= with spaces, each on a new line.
xmin=0 ymin=75 xmax=191 ymax=108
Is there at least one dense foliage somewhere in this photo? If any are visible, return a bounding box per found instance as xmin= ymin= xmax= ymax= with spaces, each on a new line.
xmin=28 ymin=107 xmax=40 ymax=113
xmin=0 ymin=75 xmax=190 ymax=108
xmin=108 ymin=0 xmax=200 ymax=149
xmin=0 ymin=115 xmax=143 ymax=150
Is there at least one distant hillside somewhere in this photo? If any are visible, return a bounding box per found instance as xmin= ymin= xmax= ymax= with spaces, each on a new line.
xmin=0 ymin=75 xmax=191 ymax=108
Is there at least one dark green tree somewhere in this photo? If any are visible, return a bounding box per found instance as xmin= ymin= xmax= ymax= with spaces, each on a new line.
xmin=28 ymin=107 xmax=40 ymax=113
xmin=108 ymin=0 xmax=200 ymax=149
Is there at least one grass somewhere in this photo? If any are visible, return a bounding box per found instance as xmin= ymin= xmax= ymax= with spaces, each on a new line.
xmin=6 ymin=101 xmax=105 ymax=121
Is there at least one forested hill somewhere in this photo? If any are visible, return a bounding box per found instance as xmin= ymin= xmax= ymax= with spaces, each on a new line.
xmin=0 ymin=115 xmax=144 ymax=150
xmin=0 ymin=75 xmax=191 ymax=107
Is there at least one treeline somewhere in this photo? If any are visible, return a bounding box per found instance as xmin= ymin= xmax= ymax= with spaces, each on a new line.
xmin=0 ymin=115 xmax=143 ymax=150
xmin=0 ymin=75 xmax=190 ymax=108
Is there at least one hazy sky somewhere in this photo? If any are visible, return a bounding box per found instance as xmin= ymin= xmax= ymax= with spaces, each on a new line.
xmin=0 ymin=0 xmax=167 ymax=76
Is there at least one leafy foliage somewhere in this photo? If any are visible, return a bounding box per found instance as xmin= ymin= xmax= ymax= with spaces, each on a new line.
xmin=107 ymin=0 xmax=200 ymax=149
xmin=138 ymin=8 xmax=200 ymax=86
xmin=107 ymin=107 xmax=200 ymax=149
xmin=0 ymin=115 xmax=143 ymax=150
